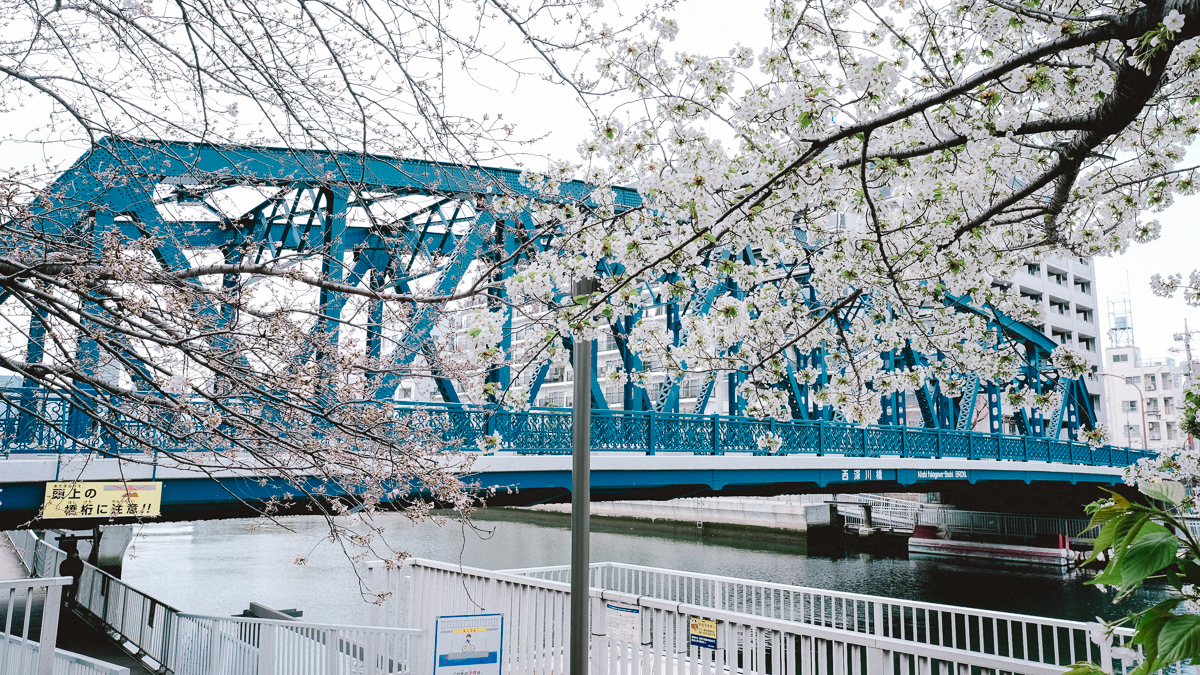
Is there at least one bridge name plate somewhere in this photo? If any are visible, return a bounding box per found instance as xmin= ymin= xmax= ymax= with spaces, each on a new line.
xmin=43 ymin=481 xmax=162 ymax=519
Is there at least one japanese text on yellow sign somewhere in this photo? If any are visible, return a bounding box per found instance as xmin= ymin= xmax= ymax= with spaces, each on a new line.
xmin=43 ymin=482 xmax=162 ymax=519
xmin=688 ymin=616 xmax=717 ymax=650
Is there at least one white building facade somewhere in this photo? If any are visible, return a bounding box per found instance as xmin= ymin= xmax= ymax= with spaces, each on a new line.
xmin=1102 ymin=345 xmax=1195 ymax=451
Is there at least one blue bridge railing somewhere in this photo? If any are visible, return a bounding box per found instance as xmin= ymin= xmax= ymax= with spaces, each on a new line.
xmin=401 ymin=406 xmax=1150 ymax=467
xmin=0 ymin=388 xmax=1151 ymax=469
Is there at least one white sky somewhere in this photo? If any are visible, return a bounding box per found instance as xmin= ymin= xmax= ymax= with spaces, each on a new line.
xmin=2 ymin=0 xmax=1196 ymax=366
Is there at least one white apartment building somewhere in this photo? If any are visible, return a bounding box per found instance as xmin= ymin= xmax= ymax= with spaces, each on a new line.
xmin=901 ymin=255 xmax=1105 ymax=433
xmin=1102 ymin=345 xmax=1195 ymax=450
xmin=1013 ymin=256 xmax=1106 ymax=424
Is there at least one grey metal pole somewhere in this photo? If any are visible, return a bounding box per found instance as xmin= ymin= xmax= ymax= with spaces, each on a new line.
xmin=570 ymin=277 xmax=596 ymax=675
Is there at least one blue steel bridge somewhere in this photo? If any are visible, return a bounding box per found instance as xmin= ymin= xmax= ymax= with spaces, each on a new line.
xmin=0 ymin=138 xmax=1146 ymax=525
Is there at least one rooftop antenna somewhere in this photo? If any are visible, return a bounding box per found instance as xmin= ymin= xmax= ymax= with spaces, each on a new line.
xmin=1108 ymin=296 xmax=1135 ymax=349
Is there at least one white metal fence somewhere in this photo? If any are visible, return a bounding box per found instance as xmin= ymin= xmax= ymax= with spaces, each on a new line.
xmin=169 ymin=614 xmax=423 ymax=675
xmin=0 ymin=574 xmax=129 ymax=675
xmin=9 ymin=530 xmax=423 ymax=675
xmin=374 ymin=558 xmax=1159 ymax=675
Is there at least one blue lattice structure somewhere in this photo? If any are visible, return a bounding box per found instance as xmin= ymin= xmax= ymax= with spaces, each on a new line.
xmin=0 ymin=138 xmax=1134 ymax=465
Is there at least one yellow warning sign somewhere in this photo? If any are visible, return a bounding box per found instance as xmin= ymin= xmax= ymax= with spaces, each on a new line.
xmin=688 ymin=616 xmax=718 ymax=649
xmin=43 ymin=482 xmax=162 ymax=519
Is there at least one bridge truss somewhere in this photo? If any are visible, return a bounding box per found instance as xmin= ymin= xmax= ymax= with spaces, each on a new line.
xmin=0 ymin=137 xmax=1103 ymax=457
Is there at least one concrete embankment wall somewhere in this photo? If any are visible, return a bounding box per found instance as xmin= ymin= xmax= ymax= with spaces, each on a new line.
xmin=527 ymin=498 xmax=822 ymax=531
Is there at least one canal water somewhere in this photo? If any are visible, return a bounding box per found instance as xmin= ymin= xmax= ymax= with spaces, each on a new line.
xmin=121 ymin=508 xmax=1168 ymax=626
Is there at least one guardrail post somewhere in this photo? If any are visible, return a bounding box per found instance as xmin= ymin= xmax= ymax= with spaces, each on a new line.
xmin=900 ymin=426 xmax=907 ymax=457
xmin=1023 ymin=436 xmax=1029 ymax=461
xmin=712 ymin=415 xmax=720 ymax=454
xmin=967 ymin=432 xmax=973 ymax=459
xmin=818 ymin=419 xmax=824 ymax=456
xmin=935 ymin=428 xmax=942 ymax=459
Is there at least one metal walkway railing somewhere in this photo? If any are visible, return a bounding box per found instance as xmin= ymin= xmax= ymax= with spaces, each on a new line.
xmin=8 ymin=530 xmax=423 ymax=675
xmin=0 ymin=391 xmax=1152 ymax=468
xmin=371 ymin=557 xmax=1174 ymax=675
xmin=0 ymin=573 xmax=129 ymax=675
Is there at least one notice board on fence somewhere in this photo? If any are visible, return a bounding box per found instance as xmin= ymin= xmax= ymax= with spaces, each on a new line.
xmin=689 ymin=616 xmax=718 ymax=650
xmin=434 ymin=613 xmax=503 ymax=675
xmin=43 ymin=481 xmax=162 ymax=519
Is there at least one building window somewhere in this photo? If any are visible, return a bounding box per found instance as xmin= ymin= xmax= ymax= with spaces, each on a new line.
xmin=1050 ymin=299 xmax=1070 ymax=315
xmin=1168 ymin=423 xmax=1178 ymax=440
xmin=1074 ymin=278 xmax=1092 ymax=295
xmin=1149 ymin=422 xmax=1161 ymax=441
xmin=1124 ymin=400 xmax=1138 ymax=411
xmin=1126 ymin=375 xmax=1141 ymax=383
xmin=679 ymin=377 xmax=705 ymax=399
xmin=1147 ymin=374 xmax=1158 ymax=391
xmin=1076 ymin=306 xmax=1094 ymax=322
xmin=1078 ymin=336 xmax=1096 ymax=351
xmin=1027 ymin=263 xmax=1041 ymax=276
xmin=1147 ymin=398 xmax=1159 ymax=412
xmin=1048 ymin=270 xmax=1068 ymax=285
xmin=1165 ymin=397 xmax=1175 ymax=414
xmin=1112 ymin=354 xmax=1129 ymax=363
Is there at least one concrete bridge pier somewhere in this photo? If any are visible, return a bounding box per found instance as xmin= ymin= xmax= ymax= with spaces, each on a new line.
xmin=803 ymin=503 xmax=844 ymax=543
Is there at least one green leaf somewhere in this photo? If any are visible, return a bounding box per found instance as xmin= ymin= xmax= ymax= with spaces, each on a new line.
xmin=1062 ymin=662 xmax=1107 ymax=675
xmin=1141 ymin=481 xmax=1186 ymax=506
xmin=1121 ymin=531 xmax=1179 ymax=589
xmin=1157 ymin=615 xmax=1200 ymax=665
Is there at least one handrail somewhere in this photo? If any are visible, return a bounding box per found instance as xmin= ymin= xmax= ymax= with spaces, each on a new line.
xmin=399 ymin=557 xmax=1164 ymax=675
xmin=10 ymin=529 xmax=426 ymax=675
xmin=0 ymin=388 xmax=1153 ymax=467
xmin=0 ymin=572 xmax=128 ymax=675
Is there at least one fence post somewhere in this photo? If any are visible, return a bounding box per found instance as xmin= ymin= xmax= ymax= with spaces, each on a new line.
xmin=648 ymin=410 xmax=656 ymax=455
xmin=208 ymin=619 xmax=222 ymax=675
xmin=1023 ymin=436 xmax=1029 ymax=461
xmin=936 ymin=428 xmax=942 ymax=459
xmin=901 ymin=426 xmax=907 ymax=458
xmin=326 ymin=629 xmax=340 ymax=674
xmin=258 ymin=622 xmax=277 ymax=675
xmin=867 ymin=647 xmax=887 ymax=675
xmin=818 ymin=419 xmax=824 ymax=457
xmin=37 ymin=583 xmax=62 ymax=675
xmin=712 ymin=415 xmax=720 ymax=454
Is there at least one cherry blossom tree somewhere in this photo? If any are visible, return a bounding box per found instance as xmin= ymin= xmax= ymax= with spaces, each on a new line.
xmin=4 ymin=0 xmax=1200 ymax=574
xmin=506 ymin=0 xmax=1200 ymax=434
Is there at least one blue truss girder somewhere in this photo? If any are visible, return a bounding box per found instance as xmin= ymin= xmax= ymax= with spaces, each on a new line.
xmin=9 ymin=138 xmax=1105 ymax=444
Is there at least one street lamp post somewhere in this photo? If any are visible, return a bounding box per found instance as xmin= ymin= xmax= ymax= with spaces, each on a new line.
xmin=1099 ymin=372 xmax=1148 ymax=449
xmin=570 ymin=277 xmax=596 ymax=675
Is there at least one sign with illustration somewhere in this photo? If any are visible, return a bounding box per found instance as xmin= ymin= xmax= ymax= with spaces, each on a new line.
xmin=43 ymin=481 xmax=162 ymax=519
xmin=434 ymin=614 xmax=504 ymax=675
xmin=688 ymin=616 xmax=718 ymax=650
xmin=606 ymin=601 xmax=641 ymax=643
